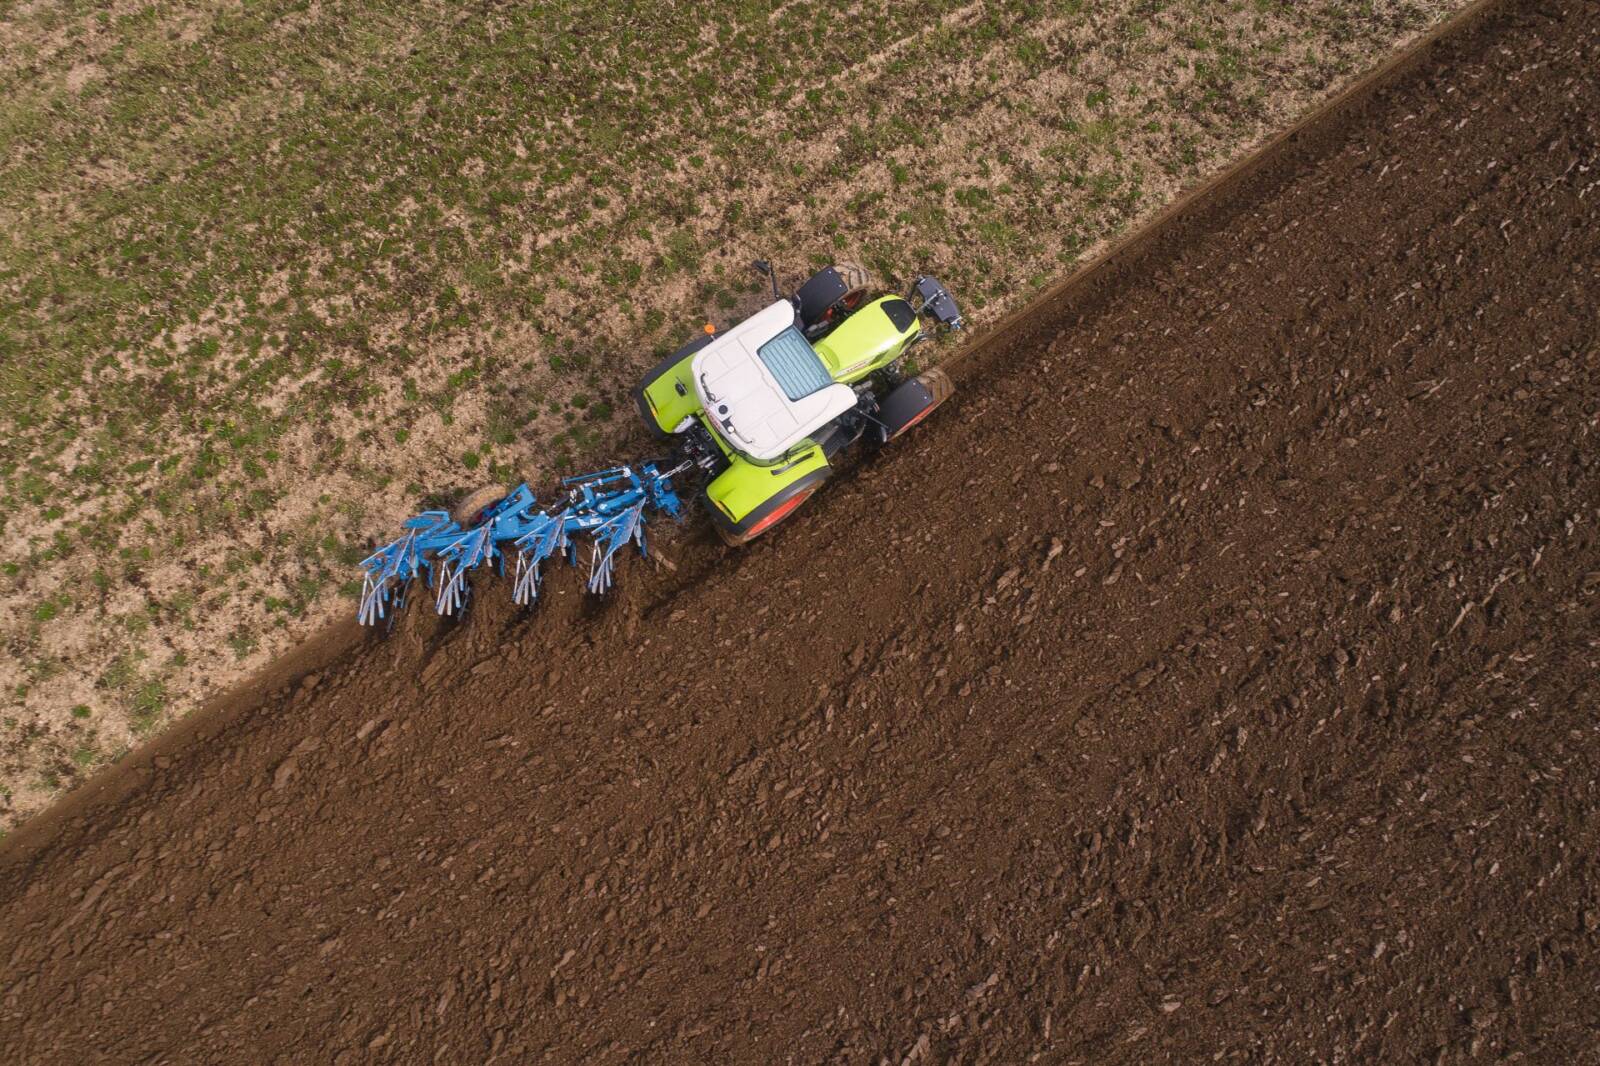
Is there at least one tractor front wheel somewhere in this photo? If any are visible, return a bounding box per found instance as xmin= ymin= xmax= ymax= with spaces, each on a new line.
xmin=878 ymin=368 xmax=954 ymax=442
xmin=831 ymin=259 xmax=872 ymax=309
xmin=796 ymin=260 xmax=875 ymax=330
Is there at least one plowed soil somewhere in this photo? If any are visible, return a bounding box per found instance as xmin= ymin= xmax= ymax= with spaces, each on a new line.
xmin=4 ymin=1 xmax=1599 ymax=1062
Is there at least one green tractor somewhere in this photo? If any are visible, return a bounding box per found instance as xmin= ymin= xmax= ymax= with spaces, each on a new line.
xmin=634 ymin=262 xmax=964 ymax=544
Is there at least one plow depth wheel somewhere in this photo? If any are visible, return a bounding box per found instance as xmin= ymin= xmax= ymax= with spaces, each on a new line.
xmin=452 ymin=484 xmax=509 ymax=525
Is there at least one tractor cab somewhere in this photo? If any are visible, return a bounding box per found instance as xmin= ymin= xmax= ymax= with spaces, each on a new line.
xmin=690 ymin=300 xmax=858 ymax=463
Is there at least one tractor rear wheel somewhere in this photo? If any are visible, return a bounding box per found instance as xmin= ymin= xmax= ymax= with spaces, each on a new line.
xmin=713 ymin=484 xmax=821 ymax=547
xmin=452 ymin=484 xmax=508 ymax=525
xmin=705 ymin=466 xmax=831 ymax=547
xmin=878 ymin=368 xmax=954 ymax=442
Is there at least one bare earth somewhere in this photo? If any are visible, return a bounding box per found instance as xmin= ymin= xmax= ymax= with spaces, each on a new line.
xmin=2 ymin=0 xmax=1597 ymax=1061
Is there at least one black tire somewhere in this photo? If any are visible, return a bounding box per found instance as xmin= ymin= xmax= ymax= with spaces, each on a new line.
xmin=633 ymin=333 xmax=714 ymax=437
xmin=796 ymin=260 xmax=874 ymax=328
xmin=705 ymin=467 xmax=831 ymax=547
xmin=832 ymin=260 xmax=872 ymax=298
xmin=878 ymin=368 xmax=954 ymax=442
xmin=453 ymin=484 xmax=509 ymax=525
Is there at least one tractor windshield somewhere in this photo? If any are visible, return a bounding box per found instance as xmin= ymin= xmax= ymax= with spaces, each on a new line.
xmin=756 ymin=327 xmax=832 ymax=401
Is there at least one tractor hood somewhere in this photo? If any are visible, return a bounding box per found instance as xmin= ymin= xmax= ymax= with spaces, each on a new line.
xmin=812 ymin=296 xmax=920 ymax=379
xmin=692 ymin=300 xmax=856 ymax=462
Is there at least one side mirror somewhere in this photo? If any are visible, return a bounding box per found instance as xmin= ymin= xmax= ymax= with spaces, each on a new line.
xmin=752 ymin=258 xmax=782 ymax=300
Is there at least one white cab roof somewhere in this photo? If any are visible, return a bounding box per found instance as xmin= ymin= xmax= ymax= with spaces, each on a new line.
xmin=692 ymin=300 xmax=857 ymax=461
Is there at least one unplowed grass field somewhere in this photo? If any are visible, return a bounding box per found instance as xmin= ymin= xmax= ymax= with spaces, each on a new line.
xmin=0 ymin=0 xmax=1461 ymax=828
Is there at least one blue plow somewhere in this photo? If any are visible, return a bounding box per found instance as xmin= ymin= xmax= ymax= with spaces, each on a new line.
xmin=357 ymin=463 xmax=684 ymax=627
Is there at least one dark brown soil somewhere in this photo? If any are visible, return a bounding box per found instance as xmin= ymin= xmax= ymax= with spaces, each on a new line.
xmin=4 ymin=1 xmax=1599 ymax=1062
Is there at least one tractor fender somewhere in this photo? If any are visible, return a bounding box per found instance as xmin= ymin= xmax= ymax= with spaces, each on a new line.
xmin=795 ymin=261 xmax=872 ymax=327
xmin=634 ymin=334 xmax=713 ymax=437
xmin=703 ymin=446 xmax=831 ymax=546
xmin=878 ymin=367 xmax=954 ymax=441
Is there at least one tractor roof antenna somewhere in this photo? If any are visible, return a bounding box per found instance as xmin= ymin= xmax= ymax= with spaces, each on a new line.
xmin=752 ymin=259 xmax=783 ymax=301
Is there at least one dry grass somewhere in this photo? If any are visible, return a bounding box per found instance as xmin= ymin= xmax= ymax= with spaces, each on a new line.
xmin=0 ymin=0 xmax=1465 ymax=831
